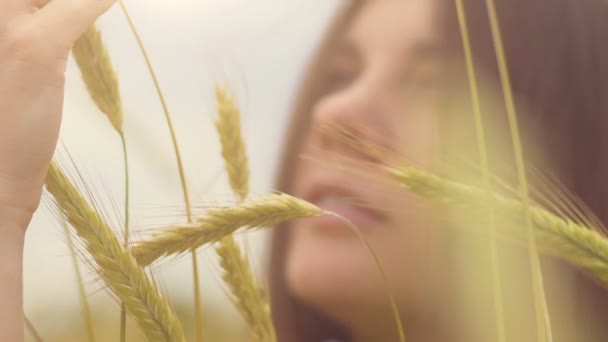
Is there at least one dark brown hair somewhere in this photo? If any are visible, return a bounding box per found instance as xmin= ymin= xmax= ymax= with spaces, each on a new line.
xmin=269 ymin=0 xmax=608 ymax=341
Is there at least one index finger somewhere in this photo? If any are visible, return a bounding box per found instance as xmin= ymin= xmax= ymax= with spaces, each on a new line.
xmin=34 ymin=0 xmax=116 ymax=46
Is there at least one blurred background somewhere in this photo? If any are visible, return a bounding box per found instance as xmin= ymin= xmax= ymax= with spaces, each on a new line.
xmin=24 ymin=1 xmax=341 ymax=340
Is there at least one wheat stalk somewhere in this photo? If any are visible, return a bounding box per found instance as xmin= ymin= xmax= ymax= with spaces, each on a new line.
xmin=453 ymin=2 xmax=506 ymax=340
xmin=482 ymin=0 xmax=553 ymax=339
xmin=72 ymin=24 xmax=133 ymax=340
xmin=214 ymin=85 xmax=276 ymax=342
xmin=113 ymin=3 xmax=206 ymax=338
xmin=46 ymin=162 xmax=185 ymax=342
xmin=24 ymin=316 xmax=43 ymax=342
xmin=131 ymin=194 xmax=324 ymax=267
xmin=72 ymin=25 xmax=124 ymax=134
xmin=388 ymin=166 xmax=608 ymax=286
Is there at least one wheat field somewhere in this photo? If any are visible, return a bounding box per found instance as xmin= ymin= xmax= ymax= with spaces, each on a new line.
xmin=22 ymin=1 xmax=608 ymax=342
xmin=24 ymin=3 xmax=337 ymax=341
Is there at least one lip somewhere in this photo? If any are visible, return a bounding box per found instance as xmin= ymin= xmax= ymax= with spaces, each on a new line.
xmin=301 ymin=178 xmax=388 ymax=231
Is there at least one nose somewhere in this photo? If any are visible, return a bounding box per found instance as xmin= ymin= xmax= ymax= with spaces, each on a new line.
xmin=307 ymin=77 xmax=395 ymax=161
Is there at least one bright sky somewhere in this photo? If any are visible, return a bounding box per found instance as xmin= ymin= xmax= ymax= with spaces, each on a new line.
xmin=24 ymin=0 xmax=341 ymax=335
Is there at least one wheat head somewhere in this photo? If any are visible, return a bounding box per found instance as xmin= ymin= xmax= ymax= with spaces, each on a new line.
xmin=131 ymin=194 xmax=324 ymax=266
xmin=46 ymin=162 xmax=185 ymax=342
xmin=214 ymin=84 xmax=276 ymax=341
xmin=215 ymin=85 xmax=249 ymax=200
xmin=388 ymin=166 xmax=608 ymax=287
xmin=72 ymin=25 xmax=124 ymax=134
xmin=215 ymin=238 xmax=276 ymax=342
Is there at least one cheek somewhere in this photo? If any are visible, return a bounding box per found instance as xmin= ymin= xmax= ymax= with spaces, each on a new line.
xmin=386 ymin=87 xmax=441 ymax=165
xmin=381 ymin=192 xmax=438 ymax=282
xmin=396 ymin=107 xmax=439 ymax=165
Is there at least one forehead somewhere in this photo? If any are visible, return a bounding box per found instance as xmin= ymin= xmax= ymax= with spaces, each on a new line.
xmin=346 ymin=0 xmax=441 ymax=58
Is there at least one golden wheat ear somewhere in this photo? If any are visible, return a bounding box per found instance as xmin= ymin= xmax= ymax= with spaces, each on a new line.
xmin=528 ymin=167 xmax=607 ymax=235
xmin=315 ymin=122 xmax=434 ymax=178
xmin=72 ymin=22 xmax=133 ymax=341
xmin=131 ymin=194 xmax=324 ymax=266
xmin=299 ymin=121 xmax=415 ymax=190
xmin=318 ymin=122 xmax=400 ymax=164
xmin=72 ymin=25 xmax=124 ymax=134
xmin=215 ymin=85 xmax=250 ymax=201
xmin=387 ymin=165 xmax=608 ymax=287
xmin=61 ymin=215 xmax=97 ymax=342
xmin=45 ymin=161 xmax=186 ymax=342
xmin=214 ymin=84 xmax=276 ymax=341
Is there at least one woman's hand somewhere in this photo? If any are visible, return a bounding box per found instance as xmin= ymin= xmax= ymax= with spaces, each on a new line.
xmin=0 ymin=2 xmax=116 ymax=341
xmin=0 ymin=0 xmax=116 ymax=222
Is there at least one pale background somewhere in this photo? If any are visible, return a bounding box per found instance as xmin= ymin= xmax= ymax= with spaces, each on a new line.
xmin=23 ymin=1 xmax=341 ymax=339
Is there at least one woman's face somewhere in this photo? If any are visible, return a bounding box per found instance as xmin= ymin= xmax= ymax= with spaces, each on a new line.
xmin=286 ymin=0 xmax=443 ymax=328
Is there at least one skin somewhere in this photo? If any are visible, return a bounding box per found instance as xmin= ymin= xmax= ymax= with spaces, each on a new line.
xmin=0 ymin=0 xmax=116 ymax=340
xmin=286 ymin=1 xmax=445 ymax=341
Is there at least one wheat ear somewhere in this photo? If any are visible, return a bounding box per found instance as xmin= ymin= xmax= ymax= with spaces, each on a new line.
xmin=388 ymin=166 xmax=608 ymax=287
xmin=63 ymin=218 xmax=97 ymax=342
xmin=46 ymin=162 xmax=185 ymax=342
xmin=131 ymin=194 xmax=324 ymax=267
xmin=72 ymin=25 xmax=123 ymax=134
xmin=214 ymin=85 xmax=276 ymax=342
xmin=215 ymin=85 xmax=249 ymax=199
xmin=216 ymin=237 xmax=276 ymax=342
xmin=72 ymin=24 xmax=133 ymax=340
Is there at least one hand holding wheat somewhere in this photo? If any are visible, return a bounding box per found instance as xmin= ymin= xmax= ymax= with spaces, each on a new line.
xmin=0 ymin=1 xmax=115 ymax=341
xmin=0 ymin=0 xmax=116 ymax=217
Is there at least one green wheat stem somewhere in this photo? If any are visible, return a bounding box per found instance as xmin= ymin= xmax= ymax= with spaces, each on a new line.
xmin=63 ymin=217 xmax=96 ymax=342
xmin=483 ymin=1 xmax=553 ymax=341
xmin=119 ymin=133 xmax=130 ymax=342
xmin=454 ymin=1 xmax=506 ymax=340
xmin=117 ymin=2 xmax=204 ymax=341
xmin=25 ymin=316 xmax=43 ymax=342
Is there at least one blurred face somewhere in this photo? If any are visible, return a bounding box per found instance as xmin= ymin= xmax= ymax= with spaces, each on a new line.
xmin=286 ymin=0 xmax=443 ymax=332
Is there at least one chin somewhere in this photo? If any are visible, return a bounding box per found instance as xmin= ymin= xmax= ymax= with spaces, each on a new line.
xmin=285 ymin=226 xmax=396 ymax=315
xmin=284 ymin=219 xmax=441 ymax=321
